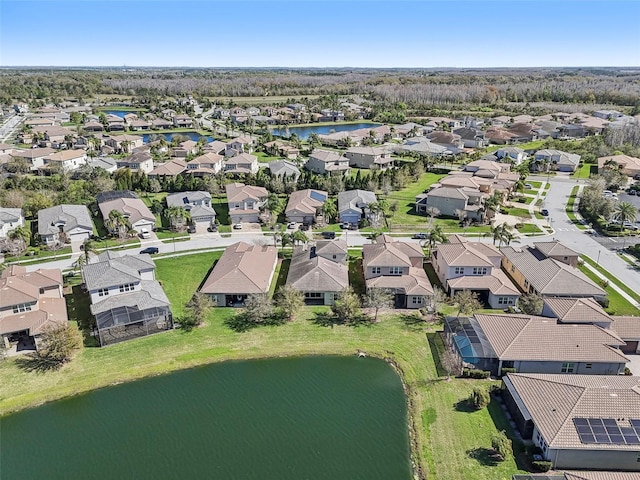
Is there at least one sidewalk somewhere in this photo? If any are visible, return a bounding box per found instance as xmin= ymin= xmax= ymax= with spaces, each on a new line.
xmin=581 ymin=261 xmax=640 ymax=309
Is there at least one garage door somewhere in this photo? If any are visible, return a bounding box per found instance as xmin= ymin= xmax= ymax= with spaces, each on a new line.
xmin=621 ymin=341 xmax=639 ymax=354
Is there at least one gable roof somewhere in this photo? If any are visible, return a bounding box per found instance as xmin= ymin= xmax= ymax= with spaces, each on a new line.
xmin=337 ymin=190 xmax=377 ymax=214
xmin=534 ymin=240 xmax=579 ymax=259
xmin=149 ymin=159 xmax=187 ymax=176
xmin=367 ymin=267 xmax=434 ymax=296
xmin=286 ymin=189 xmax=328 ymax=215
xmin=97 ymin=197 xmax=155 ymax=225
xmin=83 ymin=255 xmax=147 ymax=291
xmin=287 ymin=245 xmax=349 ymax=292
xmin=610 ymin=316 xmax=640 ymax=340
xmin=501 ymin=246 xmax=605 ymax=297
xmin=166 ymin=191 xmax=211 ymax=208
xmin=543 ymin=297 xmax=611 ymax=324
xmin=225 ymin=183 xmax=268 ymax=202
xmin=504 ymin=373 xmax=640 ymax=450
xmin=472 ymin=314 xmax=627 ymax=363
xmin=0 ymin=207 xmax=23 ymax=227
xmin=362 ymin=237 xmax=424 ymax=268
xmin=315 ymin=239 xmax=348 ymax=258
xmin=200 ymin=242 xmax=277 ymax=295
xmin=437 ymin=240 xmax=499 ymax=267
xmin=38 ymin=204 xmax=93 ymax=235
xmin=448 ymin=269 xmax=520 ymax=296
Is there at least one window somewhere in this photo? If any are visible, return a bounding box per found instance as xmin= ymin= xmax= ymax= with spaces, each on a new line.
xmin=510 ymin=265 xmax=516 ymax=273
xmin=304 ymin=292 xmax=323 ymax=299
xmin=332 ymin=255 xmax=337 ymax=260
xmin=454 ymin=267 xmax=464 ymax=275
xmin=585 ymin=363 xmax=592 ymax=369
xmin=97 ymin=288 xmax=109 ymax=297
xmin=524 ymin=280 xmax=529 ymax=289
xmin=119 ymin=283 xmax=135 ymax=293
xmin=412 ymin=297 xmax=423 ymax=305
xmin=371 ymin=267 xmax=381 ymax=275
xmin=498 ymin=297 xmax=514 ymax=305
xmin=389 ymin=266 xmax=402 ymax=275
xmin=472 ymin=267 xmax=487 ymax=275
xmin=561 ymin=363 xmax=575 ymax=373
xmin=12 ymin=303 xmax=32 ymax=314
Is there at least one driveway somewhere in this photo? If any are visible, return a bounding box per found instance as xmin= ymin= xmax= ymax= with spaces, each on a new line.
xmin=625 ymin=353 xmax=640 ymax=375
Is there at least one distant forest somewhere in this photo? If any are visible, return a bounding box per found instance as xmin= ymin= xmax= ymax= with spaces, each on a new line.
xmin=1 ymin=67 xmax=639 ymax=114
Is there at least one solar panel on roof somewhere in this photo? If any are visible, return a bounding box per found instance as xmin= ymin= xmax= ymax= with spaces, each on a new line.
xmin=574 ymin=418 xmax=640 ymax=445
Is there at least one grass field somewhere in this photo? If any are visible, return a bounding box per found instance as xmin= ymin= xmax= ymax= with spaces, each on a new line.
xmin=0 ymin=251 xmax=525 ymax=479
xmin=385 ymin=172 xmax=447 ymax=225
xmin=516 ymin=223 xmax=542 ymax=234
xmin=578 ymin=263 xmax=640 ymax=316
xmin=581 ymin=255 xmax=640 ymax=306
xmin=505 ymin=207 xmax=531 ymax=218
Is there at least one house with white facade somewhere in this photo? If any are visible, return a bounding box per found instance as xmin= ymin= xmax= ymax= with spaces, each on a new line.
xmin=225 ymin=183 xmax=268 ymax=224
xmin=0 ymin=208 xmax=24 ymax=239
xmin=37 ymin=204 xmax=93 ymax=246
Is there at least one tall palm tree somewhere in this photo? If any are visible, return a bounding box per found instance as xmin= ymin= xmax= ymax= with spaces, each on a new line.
xmin=613 ymin=201 xmax=638 ymax=247
xmin=107 ymin=210 xmax=129 ymax=239
xmin=322 ymin=197 xmax=337 ymax=224
xmin=82 ymin=239 xmax=99 ymax=263
xmin=292 ymin=230 xmax=308 ymax=245
xmin=166 ymin=206 xmax=190 ymax=231
xmin=491 ymin=222 xmax=516 ymax=248
xmin=427 ymin=224 xmax=448 ymax=254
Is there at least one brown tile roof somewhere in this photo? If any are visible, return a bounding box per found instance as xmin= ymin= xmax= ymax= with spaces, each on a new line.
xmin=448 ymin=269 xmax=520 ymax=296
xmin=286 ymin=189 xmax=328 ymax=216
xmin=564 ymin=471 xmax=640 ymax=480
xmin=474 ymin=314 xmax=627 ymax=363
xmin=45 ymin=149 xmax=86 ymax=162
xmin=98 ymin=197 xmax=155 ymax=225
xmin=225 ymin=183 xmax=268 ymax=203
xmin=149 ymin=159 xmax=187 ymax=176
xmin=504 ymin=373 xmax=640 ymax=450
xmin=367 ymin=267 xmax=433 ymax=296
xmin=534 ymin=240 xmax=579 ymax=259
xmin=610 ymin=316 xmax=640 ymax=340
xmin=544 ymin=297 xmax=611 ymax=324
xmin=200 ymin=242 xmax=277 ymax=295
xmin=437 ymin=241 xmax=499 ymax=267
xmin=362 ymin=239 xmax=424 ymax=268
xmin=0 ymin=276 xmax=39 ymax=308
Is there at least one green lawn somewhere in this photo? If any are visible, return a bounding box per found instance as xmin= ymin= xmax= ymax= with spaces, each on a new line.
xmin=516 ymin=223 xmax=542 ymax=234
xmin=485 ymin=140 xmax=546 ymax=153
xmin=578 ymin=263 xmax=640 ymax=316
xmin=572 ymin=163 xmax=593 ymax=179
xmin=4 ymin=246 xmax=72 ymax=263
xmin=523 ymin=189 xmax=538 ymax=196
xmin=581 ymin=255 xmax=640 ymax=305
xmin=0 ymin=251 xmax=524 ymax=479
xmin=566 ymin=186 xmax=587 ymax=230
xmin=527 ymin=181 xmax=542 ymax=189
xmin=386 ymin=172 xmax=447 ymax=226
xmin=255 ymin=151 xmax=283 ymax=163
xmin=505 ymin=207 xmax=531 ymax=218
xmin=212 ymin=196 xmax=230 ymax=225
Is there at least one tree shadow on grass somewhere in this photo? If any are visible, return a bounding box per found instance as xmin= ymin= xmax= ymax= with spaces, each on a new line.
xmin=426 ymin=331 xmax=448 ymax=377
xmin=467 ymin=447 xmax=502 ymax=467
xmin=454 ymin=399 xmax=477 ymax=413
xmin=14 ymin=353 xmax=63 ymax=373
xmin=310 ymin=312 xmax=374 ymax=329
xmin=487 ymin=397 xmax=528 ymax=471
xmin=398 ymin=313 xmax=426 ymax=332
xmin=224 ymin=311 xmax=287 ymax=333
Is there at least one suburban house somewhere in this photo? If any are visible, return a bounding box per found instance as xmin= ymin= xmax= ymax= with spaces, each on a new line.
xmin=286 ymin=242 xmax=349 ymax=305
xmin=541 ymin=297 xmax=613 ymax=328
xmin=306 ymin=149 xmax=351 ymax=176
xmin=87 ymin=157 xmax=118 ymax=173
xmin=344 ymin=146 xmax=395 ymax=170
xmin=82 ymin=251 xmax=173 ymax=346
xmin=104 ymin=135 xmax=144 ymax=153
xmin=173 ymin=140 xmax=198 ymax=157
xmin=444 ymin=313 xmax=628 ymax=376
xmin=116 ymin=151 xmax=154 ymax=174
xmin=203 ymin=140 xmax=227 ymax=156
xmin=267 ymin=160 xmax=301 ymax=180
xmin=37 ymin=204 xmax=93 ymax=246
xmin=337 ymin=189 xmax=378 ymax=227
xmin=97 ymin=191 xmax=156 ymax=234
xmin=172 ymin=114 xmax=193 ymax=128
xmin=610 ymin=316 xmax=640 ymax=354
xmin=495 ymin=146 xmax=527 ymax=165
xmin=362 ymin=235 xmax=433 ymax=309
xmin=0 ymin=265 xmax=68 ymax=353
xmin=148 ymin=159 xmax=187 ymax=178
xmin=224 ymin=153 xmax=259 ymax=175
xmin=532 ymin=240 xmax=580 ymax=267
xmin=502 ymin=373 xmax=640 ymax=471
xmin=41 ymin=149 xmax=87 ymax=172
xmin=166 ymin=191 xmax=216 ymax=227
xmin=533 ymin=149 xmax=581 ymax=172
xmin=186 ymin=152 xmax=224 ymax=176
xmin=199 ymin=242 xmax=277 ymax=307
xmin=84 ymin=121 xmax=104 ymax=132
xmin=225 ymin=182 xmax=268 ymax=224
xmin=264 ymin=140 xmax=299 ymax=159
xmin=11 ymin=147 xmax=56 ymax=170
xmin=0 ymin=207 xmax=24 ymax=239
xmin=501 ymin=244 xmax=606 ymax=302
xmin=226 ymin=136 xmax=254 ymax=156
xmin=415 ymin=186 xmax=485 ymax=222
xmin=401 ymin=137 xmax=448 ymax=156
xmin=151 ymin=118 xmax=173 ymax=129
xmin=433 ymin=235 xmax=520 ymax=309
xmin=452 ymin=127 xmax=488 ymax=148
xmin=598 ymin=154 xmax=640 ymax=178
xmin=285 ymin=189 xmax=327 ymax=225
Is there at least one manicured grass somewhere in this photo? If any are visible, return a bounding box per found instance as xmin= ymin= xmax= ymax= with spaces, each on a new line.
xmin=255 ymin=151 xmax=283 ymax=163
xmin=566 ymin=186 xmax=587 ymax=230
xmin=581 ymin=255 xmax=640 ymax=305
xmin=516 ymin=223 xmax=542 ymax=234
xmin=505 ymin=207 xmax=531 ymax=218
xmin=386 ymin=172 xmax=447 ymax=226
xmin=513 ymin=197 xmax=534 ymax=205
xmin=485 ymin=140 xmax=546 ymax=153
xmin=0 ymin=251 xmax=523 ymax=479
xmin=578 ymin=263 xmax=640 ymax=316
xmin=523 ymin=189 xmax=538 ymax=196
xmin=212 ymin=196 xmax=230 ymax=225
xmin=4 ymin=246 xmax=72 ymax=263
xmin=527 ymin=181 xmax=542 ymax=189
xmin=572 ymin=163 xmax=592 ymax=179
xmin=155 ymin=229 xmax=189 ymax=240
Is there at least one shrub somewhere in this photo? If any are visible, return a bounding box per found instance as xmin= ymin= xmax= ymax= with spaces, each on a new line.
xmin=462 ymin=368 xmax=491 ymax=379
xmin=532 ymin=460 xmax=553 ymax=472
xmin=501 ymin=367 xmax=517 ymax=377
xmin=517 ymin=198 xmax=526 ymax=203
xmin=599 ymin=278 xmax=610 ymax=288
xmin=469 ymin=387 xmax=490 ymax=409
xmin=491 ymin=430 xmax=512 ymax=461
xmin=625 ymin=367 xmax=632 ymax=375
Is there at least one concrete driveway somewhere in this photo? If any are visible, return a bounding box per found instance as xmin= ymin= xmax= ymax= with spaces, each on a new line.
xmin=625 ymin=353 xmax=640 ymax=375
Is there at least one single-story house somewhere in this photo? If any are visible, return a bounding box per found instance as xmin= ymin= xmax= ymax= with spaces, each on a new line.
xmin=200 ymin=242 xmax=277 ymax=307
xmin=267 ymin=160 xmax=301 ymax=180
xmin=0 ymin=207 xmax=25 ymax=239
xmin=534 ymin=149 xmax=581 ymax=173
xmin=148 ymin=159 xmax=187 ymax=178
xmin=598 ymin=154 xmax=640 ymax=178
xmin=37 ymin=204 xmax=93 ymax=246
xmin=98 ymin=191 xmax=156 ymax=234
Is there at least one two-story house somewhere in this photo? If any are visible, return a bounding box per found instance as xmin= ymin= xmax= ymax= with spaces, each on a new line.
xmin=225 ymin=182 xmax=268 ymax=224
xmin=0 ymin=207 xmax=25 ymax=239
xmin=186 ymin=152 xmax=224 ymax=176
xmin=285 ymin=189 xmax=327 ymax=225
xmin=415 ymin=186 xmax=485 ymax=222
xmin=343 ymin=146 xmax=395 ymax=170
xmin=148 ymin=159 xmax=187 ymax=178
xmin=224 ymin=153 xmax=259 ymax=175
xmin=41 ymin=149 xmax=87 ymax=173
xmin=116 ymin=151 xmax=154 ymax=174
xmin=104 ymin=135 xmax=144 ymax=153
xmin=172 ymin=115 xmax=193 ymax=128
xmin=305 ymin=149 xmax=350 ymax=176
xmin=533 ymin=149 xmax=581 ymax=172
xmin=0 ymin=265 xmax=68 ymax=353
xmin=362 ymin=235 xmax=433 ymax=309
xmin=82 ymin=251 xmax=172 ymax=346
xmin=37 ymin=204 xmax=93 ymax=246
xmin=337 ymin=189 xmax=378 ymax=227
xmin=433 ymin=235 xmax=520 ymax=309
xmin=226 ymin=136 xmax=254 ymax=156
xmin=166 ymin=191 xmax=216 ymax=227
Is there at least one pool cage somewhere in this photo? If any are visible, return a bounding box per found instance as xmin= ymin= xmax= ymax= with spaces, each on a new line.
xmin=443 ymin=316 xmax=499 ymax=374
xmin=96 ymin=305 xmax=173 ymax=346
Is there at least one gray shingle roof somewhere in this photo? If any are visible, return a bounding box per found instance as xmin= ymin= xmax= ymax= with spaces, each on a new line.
xmin=337 ymin=190 xmax=377 ymax=214
xmin=286 ymin=245 xmax=348 ymax=292
xmin=166 ymin=191 xmax=212 ymax=208
xmin=37 ymin=204 xmax=93 ymax=236
xmin=0 ymin=207 xmax=22 ymax=228
xmin=90 ymin=280 xmax=170 ymax=318
xmin=267 ymin=160 xmax=300 ymax=178
xmin=83 ymin=252 xmax=155 ymax=290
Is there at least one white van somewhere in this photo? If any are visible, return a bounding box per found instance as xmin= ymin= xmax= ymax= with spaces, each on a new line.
xmin=139 ymin=228 xmax=151 ymax=239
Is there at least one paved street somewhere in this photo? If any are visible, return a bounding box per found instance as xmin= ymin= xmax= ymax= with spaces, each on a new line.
xmin=0 ymin=113 xmax=23 ymax=142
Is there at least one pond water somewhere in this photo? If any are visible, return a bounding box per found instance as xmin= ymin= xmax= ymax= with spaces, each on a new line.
xmin=0 ymin=356 xmax=411 ymax=480
xmin=141 ymin=131 xmax=214 ymax=143
xmin=271 ymin=123 xmax=380 ymax=140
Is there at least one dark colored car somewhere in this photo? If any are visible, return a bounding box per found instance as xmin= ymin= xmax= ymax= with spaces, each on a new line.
xmin=541 ymin=209 xmax=549 ymax=216
xmin=207 ymin=225 xmax=217 ymax=232
xmin=187 ymin=224 xmax=197 ymax=234
xmin=140 ymin=247 xmax=159 ymax=255
xmin=412 ymin=233 xmax=428 ymax=240
xmin=300 ymin=224 xmax=310 ymax=231
xmin=321 ymin=231 xmax=336 ymax=239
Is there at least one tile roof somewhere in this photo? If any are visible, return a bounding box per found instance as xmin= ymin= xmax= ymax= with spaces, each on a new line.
xmin=200 ymin=242 xmax=277 ymax=295
xmin=501 ymin=246 xmax=605 ymax=297
xmin=91 ymin=280 xmax=170 ymax=320
xmin=610 ymin=316 xmax=640 ymax=340
xmin=225 ymin=183 xmax=268 ymax=203
xmin=437 ymin=240 xmax=500 ymax=267
xmin=504 ymin=373 xmax=640 ymax=450
xmin=448 ymin=269 xmax=520 ymax=296
xmin=473 ymin=314 xmax=627 ymax=363
xmin=534 ymin=240 xmax=579 ymax=259
xmin=286 ymin=246 xmax=349 ymax=292
xmin=166 ymin=191 xmax=211 ymax=208
xmin=149 ymin=159 xmax=187 ymax=176
xmin=98 ymin=197 xmax=155 ymax=225
xmin=563 ymin=471 xmax=640 ymax=480
xmin=362 ymin=238 xmax=424 ymax=268
xmin=543 ymin=297 xmax=611 ymax=324
xmin=315 ymin=239 xmax=348 ymax=258
xmin=0 ymin=207 xmax=22 ymax=228
xmin=367 ymin=267 xmax=434 ymax=296
xmin=286 ymin=189 xmax=328 ymax=216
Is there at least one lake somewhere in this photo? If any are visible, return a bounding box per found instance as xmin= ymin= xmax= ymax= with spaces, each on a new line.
xmin=0 ymin=356 xmax=411 ymax=480
xmin=271 ymin=122 xmax=380 ymax=140
xmin=141 ymin=131 xmax=214 ymax=143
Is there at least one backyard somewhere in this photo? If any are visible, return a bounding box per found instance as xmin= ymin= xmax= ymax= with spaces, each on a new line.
xmin=0 ymin=251 xmax=525 ymax=480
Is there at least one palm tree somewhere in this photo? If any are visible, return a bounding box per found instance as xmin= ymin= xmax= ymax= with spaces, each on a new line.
xmin=483 ymin=192 xmax=503 ymax=221
xmin=427 ymin=224 xmax=448 ymax=255
xmin=613 ymin=201 xmax=638 ymax=247
xmin=322 ymin=197 xmax=337 ymax=224
xmin=166 ymin=206 xmax=190 ymax=231
xmin=491 ymin=222 xmax=516 ymax=248
xmin=292 ymin=230 xmax=308 ymax=245
xmin=107 ymin=210 xmax=129 ymax=239
xmin=82 ymin=239 xmax=99 ymax=263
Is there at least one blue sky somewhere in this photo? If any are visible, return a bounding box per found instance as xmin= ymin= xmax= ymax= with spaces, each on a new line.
xmin=1 ymin=0 xmax=639 ymax=67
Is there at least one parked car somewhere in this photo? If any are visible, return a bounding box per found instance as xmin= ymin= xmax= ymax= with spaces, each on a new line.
xmin=139 ymin=228 xmax=151 ymax=239
xmin=207 ymin=225 xmax=217 ymax=232
xmin=140 ymin=247 xmax=159 ymax=255
xmin=524 ymin=183 xmax=533 ymax=189
xmin=300 ymin=224 xmax=310 ymax=231
xmin=287 ymin=222 xmax=296 ymax=229
xmin=412 ymin=233 xmax=428 ymax=240
xmin=321 ymin=231 xmax=336 ymax=239
xmin=540 ymin=209 xmax=549 ymax=216
xmin=340 ymin=222 xmax=350 ymax=229
xmin=187 ymin=224 xmax=196 ymax=234
xmin=233 ymin=223 xmax=242 ymax=230
xmin=628 ymin=190 xmax=637 ymax=196
xmin=623 ymin=222 xmax=639 ymax=231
